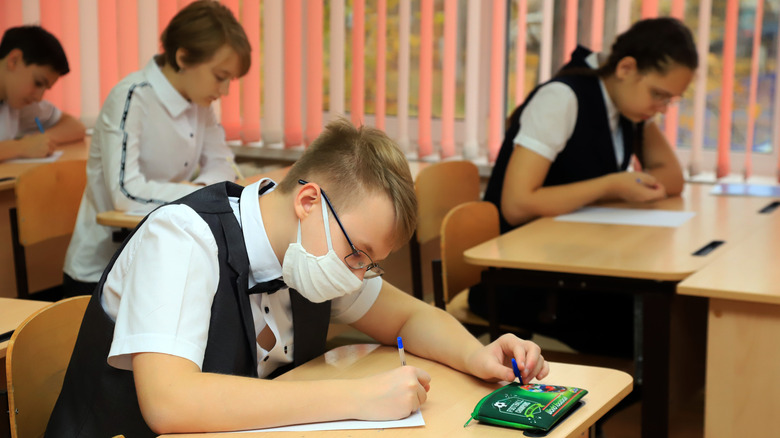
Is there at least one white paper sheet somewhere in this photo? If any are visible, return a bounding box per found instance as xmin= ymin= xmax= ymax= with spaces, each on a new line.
xmin=710 ymin=183 xmax=780 ymax=198
xmin=235 ymin=410 xmax=424 ymax=433
xmin=554 ymin=206 xmax=695 ymax=228
xmin=4 ymin=150 xmax=63 ymax=163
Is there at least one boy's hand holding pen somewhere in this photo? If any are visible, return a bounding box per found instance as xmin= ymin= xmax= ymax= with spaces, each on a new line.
xmin=511 ymin=358 xmax=524 ymax=385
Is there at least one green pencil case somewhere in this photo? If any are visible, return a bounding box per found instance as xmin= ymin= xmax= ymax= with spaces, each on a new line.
xmin=465 ymin=382 xmax=588 ymax=432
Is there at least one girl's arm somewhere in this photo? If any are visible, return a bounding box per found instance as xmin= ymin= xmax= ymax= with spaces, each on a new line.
xmin=499 ymin=146 xmax=665 ymax=227
xmin=638 ymin=121 xmax=685 ymax=196
xmin=194 ymin=108 xmax=238 ymax=185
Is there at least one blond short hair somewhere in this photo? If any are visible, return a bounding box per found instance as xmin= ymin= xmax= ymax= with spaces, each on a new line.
xmin=160 ymin=0 xmax=251 ymax=77
xmin=280 ymin=119 xmax=417 ymax=250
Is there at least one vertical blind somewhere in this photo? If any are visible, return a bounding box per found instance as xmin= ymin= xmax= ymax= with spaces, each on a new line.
xmin=1 ymin=0 xmax=778 ymax=181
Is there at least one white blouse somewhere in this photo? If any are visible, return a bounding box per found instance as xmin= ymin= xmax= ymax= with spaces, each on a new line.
xmin=64 ymin=57 xmax=235 ymax=283
xmin=514 ymin=52 xmax=625 ymax=168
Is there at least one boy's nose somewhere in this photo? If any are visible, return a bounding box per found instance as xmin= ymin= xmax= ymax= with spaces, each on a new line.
xmin=219 ymin=81 xmax=230 ymax=96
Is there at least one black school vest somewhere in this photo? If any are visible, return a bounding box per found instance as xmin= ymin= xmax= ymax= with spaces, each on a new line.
xmin=46 ymin=182 xmax=331 ymax=438
xmin=484 ymin=46 xmax=643 ymax=233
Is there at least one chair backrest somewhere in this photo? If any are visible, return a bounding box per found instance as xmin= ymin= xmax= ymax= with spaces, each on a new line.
xmin=6 ymin=296 xmax=90 ymax=438
xmin=15 ymin=160 xmax=87 ymax=246
xmin=440 ymin=201 xmax=500 ymax=303
xmin=414 ymin=160 xmax=481 ymax=245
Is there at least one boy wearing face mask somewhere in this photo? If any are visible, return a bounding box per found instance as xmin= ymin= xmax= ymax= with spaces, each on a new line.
xmin=48 ymin=119 xmax=549 ymax=437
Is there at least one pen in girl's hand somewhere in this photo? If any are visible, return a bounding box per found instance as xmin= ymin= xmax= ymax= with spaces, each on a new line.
xmin=397 ymin=337 xmax=406 ymax=366
xmin=636 ymin=177 xmax=659 ymax=189
xmin=511 ymin=358 xmax=524 ymax=385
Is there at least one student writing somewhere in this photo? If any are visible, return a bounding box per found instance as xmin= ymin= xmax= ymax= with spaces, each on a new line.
xmin=63 ymin=0 xmax=250 ymax=297
xmin=471 ymin=17 xmax=698 ymax=358
xmin=47 ymin=119 xmax=549 ymax=437
xmin=0 ymin=26 xmax=86 ymax=161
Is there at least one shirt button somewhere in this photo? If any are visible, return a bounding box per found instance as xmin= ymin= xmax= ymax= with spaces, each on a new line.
xmin=184 ymin=162 xmax=188 ymax=167
xmin=263 ymin=356 xmax=269 ymax=362
xmin=284 ymin=345 xmax=288 ymax=354
xmin=264 ymin=306 xmax=270 ymax=314
xmin=190 ymin=133 xmax=194 ymax=138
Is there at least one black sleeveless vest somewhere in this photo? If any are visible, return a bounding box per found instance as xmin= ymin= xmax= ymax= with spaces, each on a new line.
xmin=46 ymin=182 xmax=331 ymax=438
xmin=484 ymin=46 xmax=643 ymax=233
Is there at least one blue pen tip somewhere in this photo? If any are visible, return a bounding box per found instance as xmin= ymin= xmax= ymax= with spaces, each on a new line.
xmin=397 ymin=337 xmax=403 ymax=349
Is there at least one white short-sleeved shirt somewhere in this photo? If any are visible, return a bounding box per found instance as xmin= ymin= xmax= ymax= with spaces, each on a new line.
xmin=0 ymin=100 xmax=62 ymax=141
xmin=64 ymin=57 xmax=236 ymax=283
xmin=103 ymin=179 xmax=382 ymax=378
xmin=515 ymin=52 xmax=625 ymax=167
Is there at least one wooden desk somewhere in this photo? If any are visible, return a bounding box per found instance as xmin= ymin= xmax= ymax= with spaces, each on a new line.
xmin=678 ymin=219 xmax=780 ymax=437
xmin=0 ymin=298 xmax=50 ymax=359
xmin=96 ymin=166 xmax=293 ymax=232
xmin=463 ymin=183 xmax=779 ymax=438
xmin=0 ymin=140 xmax=90 ymax=298
xmin=162 ymin=344 xmax=633 ymax=438
xmin=96 ymin=163 xmax=431 ymax=233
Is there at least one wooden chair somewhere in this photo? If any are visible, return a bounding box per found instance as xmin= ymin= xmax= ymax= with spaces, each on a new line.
xmin=432 ymin=201 xmax=529 ymax=336
xmin=410 ymin=160 xmax=480 ymax=300
xmin=10 ymin=160 xmax=87 ymax=298
xmin=5 ymin=296 xmax=90 ymax=438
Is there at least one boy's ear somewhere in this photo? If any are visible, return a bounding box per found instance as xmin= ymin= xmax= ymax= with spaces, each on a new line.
xmin=5 ymin=49 xmax=23 ymax=71
xmin=292 ymin=183 xmax=322 ymax=220
xmin=615 ymin=56 xmax=638 ymax=80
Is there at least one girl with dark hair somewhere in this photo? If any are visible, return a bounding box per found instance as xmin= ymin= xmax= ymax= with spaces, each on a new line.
xmin=472 ymin=17 xmax=698 ymax=357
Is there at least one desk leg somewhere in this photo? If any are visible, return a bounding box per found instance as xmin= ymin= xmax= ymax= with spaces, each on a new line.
xmin=641 ymin=291 xmax=672 ymax=438
xmin=483 ymin=269 xmax=500 ymax=341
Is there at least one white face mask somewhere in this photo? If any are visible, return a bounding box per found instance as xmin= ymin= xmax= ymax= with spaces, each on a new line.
xmin=282 ymin=199 xmax=364 ymax=303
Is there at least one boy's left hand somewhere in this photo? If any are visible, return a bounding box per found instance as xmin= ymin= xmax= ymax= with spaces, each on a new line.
xmin=465 ymin=333 xmax=549 ymax=383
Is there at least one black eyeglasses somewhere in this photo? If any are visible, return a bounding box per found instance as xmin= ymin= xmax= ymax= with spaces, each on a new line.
xmin=298 ymin=180 xmax=384 ymax=278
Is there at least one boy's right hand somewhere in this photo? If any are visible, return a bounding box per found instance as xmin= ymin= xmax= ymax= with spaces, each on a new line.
xmin=353 ymin=366 xmax=431 ymax=421
xmin=610 ymin=171 xmax=667 ymax=203
xmin=18 ymin=134 xmax=55 ymax=158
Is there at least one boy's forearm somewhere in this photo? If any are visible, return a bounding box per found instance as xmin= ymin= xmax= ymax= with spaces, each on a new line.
xmin=397 ymin=304 xmax=484 ymax=376
xmin=134 ymin=353 xmax=358 ymax=433
xmin=47 ymin=114 xmax=86 ymax=144
xmin=0 ymin=139 xmax=24 ymax=161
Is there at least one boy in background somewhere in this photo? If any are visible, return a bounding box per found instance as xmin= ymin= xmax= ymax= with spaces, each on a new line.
xmin=0 ymin=25 xmax=86 ymax=161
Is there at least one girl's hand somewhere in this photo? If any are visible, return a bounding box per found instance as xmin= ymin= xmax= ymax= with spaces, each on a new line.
xmin=610 ymin=171 xmax=667 ymax=203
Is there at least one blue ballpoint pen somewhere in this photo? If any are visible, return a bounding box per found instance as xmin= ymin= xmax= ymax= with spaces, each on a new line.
xmin=397 ymin=337 xmax=406 ymax=366
xmin=34 ymin=117 xmax=45 ymax=133
xmin=511 ymin=358 xmax=524 ymax=385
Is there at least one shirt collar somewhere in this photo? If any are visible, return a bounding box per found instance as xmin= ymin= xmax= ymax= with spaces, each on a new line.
xmin=239 ymin=178 xmax=283 ymax=284
xmin=584 ymin=51 xmax=620 ymax=133
xmin=144 ymin=57 xmax=191 ymax=118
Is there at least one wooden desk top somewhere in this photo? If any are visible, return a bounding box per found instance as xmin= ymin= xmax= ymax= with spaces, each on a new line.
xmin=677 ymin=218 xmax=780 ymax=304
xmin=0 ymin=138 xmax=90 ymax=191
xmin=96 ymin=166 xmax=293 ymax=229
xmin=162 ymin=345 xmax=632 ymax=438
xmin=464 ymin=183 xmax=779 ymax=281
xmin=0 ymin=298 xmax=50 ymax=357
